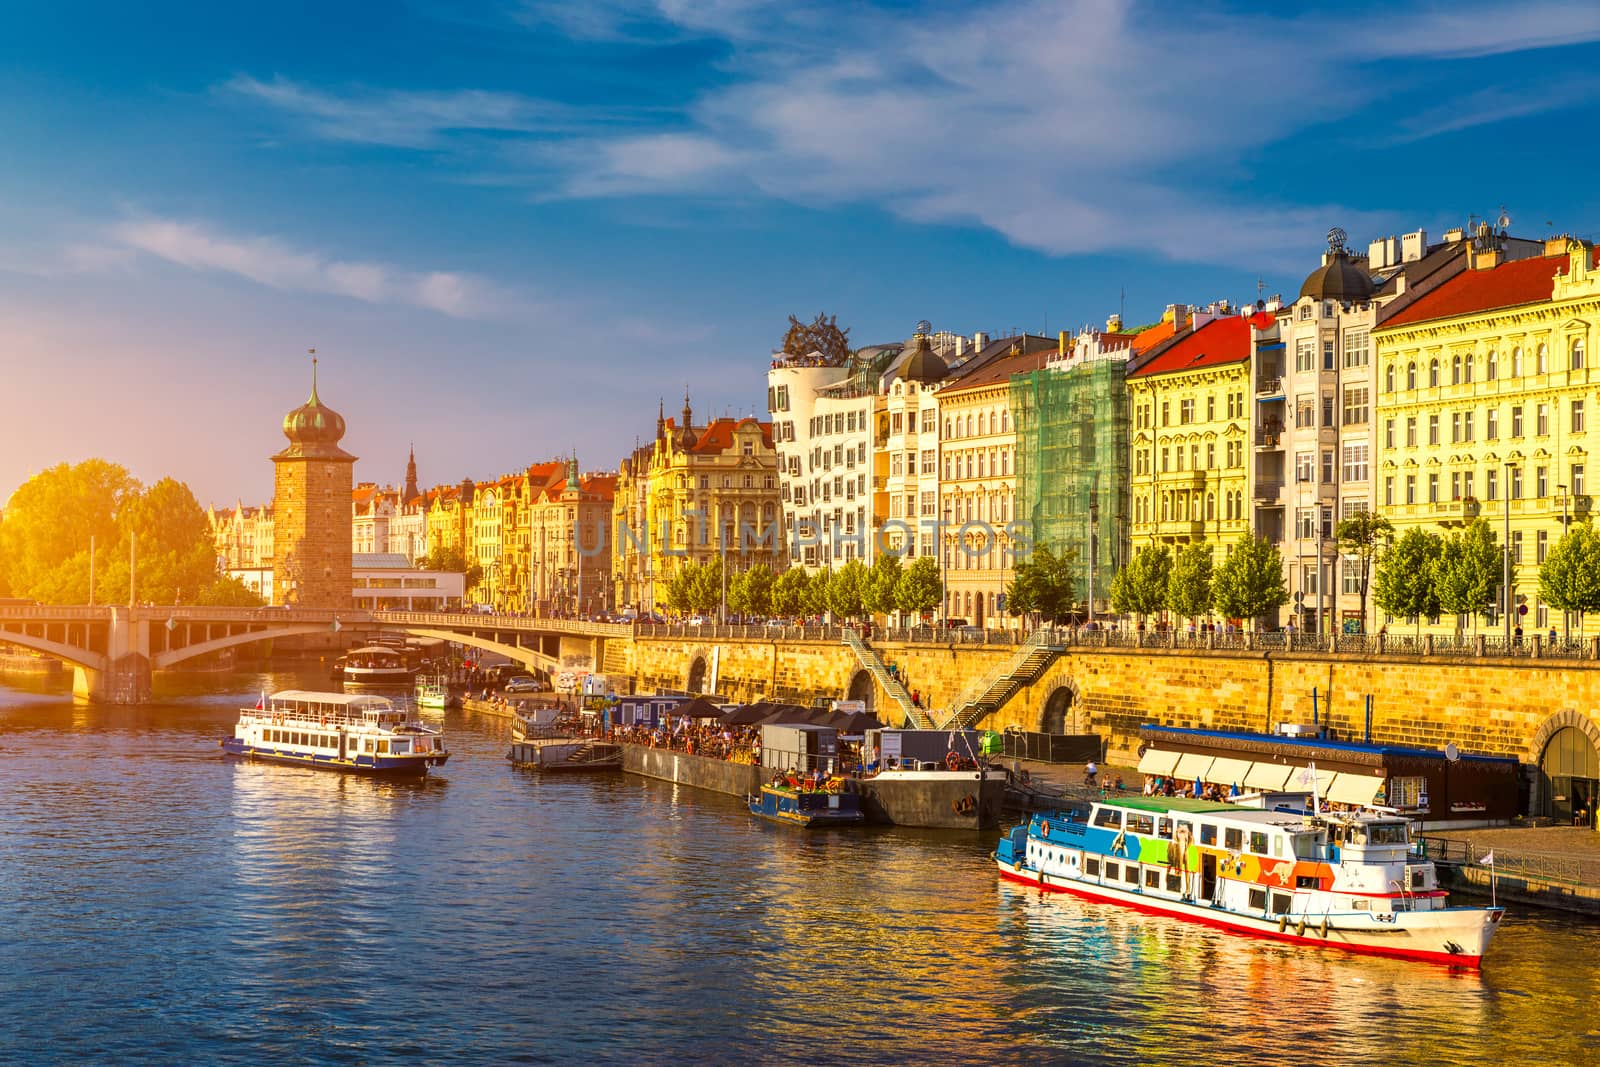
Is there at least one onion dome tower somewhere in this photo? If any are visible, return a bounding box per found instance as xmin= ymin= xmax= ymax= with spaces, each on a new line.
xmin=901 ymin=332 xmax=950 ymax=384
xmin=271 ymin=356 xmax=357 ymax=609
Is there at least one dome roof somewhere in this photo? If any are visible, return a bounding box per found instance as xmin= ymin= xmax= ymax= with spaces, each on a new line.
xmin=1300 ymin=249 xmax=1376 ymax=303
xmin=901 ymin=334 xmax=949 ymax=383
xmin=281 ymin=364 xmax=347 ymax=448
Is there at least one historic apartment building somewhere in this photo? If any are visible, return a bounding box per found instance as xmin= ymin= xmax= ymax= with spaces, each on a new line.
xmin=1373 ymin=237 xmax=1599 ymax=634
xmin=1127 ymin=313 xmax=1252 ymax=564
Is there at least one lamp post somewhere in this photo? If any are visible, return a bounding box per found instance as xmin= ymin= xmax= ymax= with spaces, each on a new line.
xmin=1504 ymin=462 xmax=1515 ymax=645
xmin=1558 ymin=483 xmax=1570 ymax=641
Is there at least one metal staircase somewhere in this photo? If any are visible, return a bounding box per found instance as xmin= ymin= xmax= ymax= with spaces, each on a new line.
xmin=841 ymin=629 xmax=928 ymax=728
xmin=936 ymin=629 xmax=1066 ymax=731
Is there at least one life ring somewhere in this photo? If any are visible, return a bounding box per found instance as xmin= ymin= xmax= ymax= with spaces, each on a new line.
xmin=1040 ymin=820 xmax=1051 ymax=837
xmin=945 ymin=752 xmax=961 ymax=772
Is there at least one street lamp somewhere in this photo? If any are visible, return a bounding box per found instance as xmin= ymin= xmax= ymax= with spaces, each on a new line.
xmin=1504 ymin=462 xmax=1515 ymax=646
xmin=1558 ymin=483 xmax=1570 ymax=641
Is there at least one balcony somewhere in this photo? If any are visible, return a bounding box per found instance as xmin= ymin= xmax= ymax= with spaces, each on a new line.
xmin=1255 ymin=376 xmax=1284 ymax=397
xmin=1433 ymin=497 xmax=1481 ymax=526
xmin=1254 ymin=427 xmax=1284 ymax=449
xmin=1253 ymin=480 xmax=1284 ymax=504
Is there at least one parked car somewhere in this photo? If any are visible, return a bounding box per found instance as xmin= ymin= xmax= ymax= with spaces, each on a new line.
xmin=686 ymin=615 xmax=710 ymax=626
xmin=505 ymin=676 xmax=543 ymax=693
xmin=764 ymin=618 xmax=789 ymax=629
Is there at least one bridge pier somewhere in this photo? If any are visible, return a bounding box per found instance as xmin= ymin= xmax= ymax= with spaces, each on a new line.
xmin=75 ymin=610 xmax=153 ymax=704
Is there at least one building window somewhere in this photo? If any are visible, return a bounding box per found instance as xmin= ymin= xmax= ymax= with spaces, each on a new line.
xmin=1161 ymin=402 xmax=1170 ymax=427
xmin=1324 ymin=340 xmax=1336 ymax=370
xmin=1385 ymin=365 xmax=1395 ymax=392
xmin=1538 ymin=529 xmax=1550 ymax=563
xmin=1487 ymin=409 xmax=1499 ymax=440
xmin=1463 ymin=412 xmax=1474 ymax=442
xmin=1180 ymin=398 xmax=1195 ymax=424
xmin=1573 ymin=339 xmax=1587 ymax=371
xmin=1343 ymin=443 xmax=1368 ymax=483
xmin=1451 ymin=355 xmax=1462 ymax=384
xmin=1405 ymin=475 xmax=1416 ymax=504
xmin=1428 ymin=414 xmax=1439 ymax=446
xmin=1486 ymin=468 xmax=1498 ymax=501
xmin=1344 ymin=329 xmax=1370 ymax=368
xmin=1207 ymin=395 xmax=1216 ymax=421
xmin=1574 ymin=464 xmax=1586 ymax=496
xmin=1429 ymin=359 xmax=1439 ymax=387
xmin=1464 ymin=471 xmax=1475 ymax=498
xmin=1322 ymin=450 xmax=1335 ymax=484
xmin=1512 ymin=347 xmax=1523 ymax=376
xmin=1299 ymin=303 xmax=1313 ymax=321
xmin=1296 ymin=338 xmax=1316 ymax=372
xmin=1512 ymin=530 xmax=1523 ymax=564
xmin=1295 ymin=507 xmax=1316 ymax=540
xmin=1487 ymin=350 xmax=1498 ymax=379
xmin=1385 ymin=419 xmax=1395 ymax=449
xmin=1342 ymin=386 xmax=1368 ymax=425
xmin=1296 ymin=452 xmax=1314 ymax=483
xmin=1538 ymin=404 xmax=1550 ymax=436
xmin=1384 ymin=476 xmax=1395 ymax=506
xmin=1574 ymin=400 xmax=1586 ymax=433
xmin=1537 ymin=466 xmax=1549 ymax=498
xmin=1538 ymin=344 xmax=1549 ymax=374
xmin=1464 ymin=355 xmax=1473 ymax=384
xmin=1511 ymin=466 xmax=1523 ymax=500
xmin=1512 ymin=406 xmax=1524 ymax=438
xmin=1296 ymin=395 xmax=1315 ymax=428
xmin=1406 ymin=417 xmax=1417 ymax=447
xmin=1451 ymin=412 xmax=1461 ymax=443
xmin=1427 ymin=473 xmax=1439 ymax=503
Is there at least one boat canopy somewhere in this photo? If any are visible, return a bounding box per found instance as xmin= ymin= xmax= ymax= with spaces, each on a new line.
xmin=269 ymin=690 xmax=394 ymax=710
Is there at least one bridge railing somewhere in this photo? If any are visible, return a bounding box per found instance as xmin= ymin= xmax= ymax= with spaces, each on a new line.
xmin=0 ymin=605 xmax=114 ymax=621
xmin=372 ymin=610 xmax=633 ymax=638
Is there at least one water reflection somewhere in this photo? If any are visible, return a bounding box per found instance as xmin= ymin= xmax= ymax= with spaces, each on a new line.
xmin=1 ymin=667 xmax=1597 ymax=1064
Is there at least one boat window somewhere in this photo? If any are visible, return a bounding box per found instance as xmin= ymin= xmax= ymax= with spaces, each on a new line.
xmin=1224 ymin=827 xmax=1243 ymax=851
xmin=1199 ymin=823 xmax=1216 ymax=846
xmin=1272 ymin=835 xmax=1284 ymax=858
xmin=1249 ymin=831 xmax=1268 ymax=855
xmin=378 ymin=740 xmax=390 ymax=754
xmin=1144 ymin=869 xmax=1161 ymax=888
xmin=1291 ymin=833 xmax=1321 ymax=859
xmin=1352 ymin=899 xmax=1368 ymax=910
xmin=1123 ymin=865 xmax=1139 ymax=885
xmin=1248 ymin=888 xmax=1267 ymax=910
xmin=1296 ymin=875 xmax=1319 ymax=889
xmin=1369 ymin=822 xmax=1408 ymax=846
xmin=1104 ymin=862 xmax=1119 ymax=880
xmin=1127 ymin=813 xmax=1155 ymax=835
xmin=392 ymin=740 xmax=410 ymax=754
xmin=1085 ymin=857 xmax=1100 ymax=876
xmin=1165 ymin=872 xmax=1182 ymax=893
xmin=1155 ymin=817 xmax=1172 ymax=839
xmin=1093 ymin=808 xmax=1122 ymax=829
xmin=1271 ymin=892 xmax=1290 ymax=915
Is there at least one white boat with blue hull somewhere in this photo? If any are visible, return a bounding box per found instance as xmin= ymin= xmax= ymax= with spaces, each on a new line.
xmin=995 ymin=795 xmax=1503 ymax=967
xmin=222 ymin=690 xmax=449 ymax=776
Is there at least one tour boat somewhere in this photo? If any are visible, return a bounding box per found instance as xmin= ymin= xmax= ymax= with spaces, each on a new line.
xmin=747 ymin=779 xmax=865 ymax=828
xmin=221 ymin=690 xmax=449 ymax=775
xmin=340 ymin=645 xmax=417 ymax=684
xmin=994 ymin=796 xmax=1503 ymax=966
xmin=415 ymin=674 xmax=450 ymax=712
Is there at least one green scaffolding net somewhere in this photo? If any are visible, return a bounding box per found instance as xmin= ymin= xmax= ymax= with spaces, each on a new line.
xmin=1009 ymin=358 xmax=1132 ymax=608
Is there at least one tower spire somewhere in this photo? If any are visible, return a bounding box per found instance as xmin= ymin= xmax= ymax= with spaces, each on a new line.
xmin=308 ymin=348 xmax=320 ymax=404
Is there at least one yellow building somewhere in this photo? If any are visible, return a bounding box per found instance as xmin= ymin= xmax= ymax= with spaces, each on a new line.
xmin=612 ymin=396 xmax=783 ymax=614
xmin=1373 ymin=239 xmax=1599 ymax=634
xmin=1127 ymin=313 xmax=1252 ymax=570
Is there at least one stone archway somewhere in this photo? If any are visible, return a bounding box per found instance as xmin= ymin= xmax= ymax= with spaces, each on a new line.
xmin=1040 ymin=684 xmax=1077 ymax=734
xmin=1532 ymin=710 xmax=1600 ymax=826
xmin=686 ymin=655 xmax=708 ymax=694
xmin=846 ymin=669 xmax=875 ymax=716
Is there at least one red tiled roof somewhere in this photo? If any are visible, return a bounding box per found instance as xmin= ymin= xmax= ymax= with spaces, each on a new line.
xmin=941 ymin=348 xmax=1048 ymax=393
xmin=1126 ymin=315 xmax=1251 ymax=379
xmin=688 ymin=417 xmax=773 ymax=453
xmin=582 ymin=474 xmax=618 ymax=500
xmin=1377 ymin=250 xmax=1594 ymax=330
xmin=1130 ymin=317 xmax=1184 ymax=354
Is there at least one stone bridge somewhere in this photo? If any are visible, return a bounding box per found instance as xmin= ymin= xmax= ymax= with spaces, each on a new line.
xmin=0 ymin=605 xmax=631 ymax=702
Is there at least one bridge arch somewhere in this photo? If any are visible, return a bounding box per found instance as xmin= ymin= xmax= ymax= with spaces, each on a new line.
xmin=0 ymin=631 xmax=102 ymax=672
xmin=152 ymin=624 xmax=340 ymax=671
xmin=846 ymin=669 xmax=875 ymax=715
xmin=378 ymin=627 xmax=559 ymax=674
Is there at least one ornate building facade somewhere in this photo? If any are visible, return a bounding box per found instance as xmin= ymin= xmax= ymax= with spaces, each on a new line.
xmin=271 ymin=366 xmax=356 ymax=608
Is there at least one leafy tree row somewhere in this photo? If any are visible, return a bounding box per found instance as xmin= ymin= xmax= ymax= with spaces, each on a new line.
xmin=664 ymin=553 xmax=943 ymax=620
xmin=1107 ymin=535 xmax=1289 ymax=628
xmin=1372 ymin=519 xmax=1502 ymax=633
xmin=0 ymin=460 xmax=262 ymax=606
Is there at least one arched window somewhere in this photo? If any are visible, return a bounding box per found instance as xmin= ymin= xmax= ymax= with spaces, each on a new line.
xmin=1001 ymin=409 xmax=1010 ymax=432
xmin=978 ymin=412 xmax=986 ymax=435
xmin=1464 ymin=355 xmax=1474 ymax=384
xmin=1451 ymin=355 xmax=1461 ymax=384
xmin=1537 ymin=343 xmax=1549 ymax=374
xmin=1574 ymin=339 xmax=1587 ymax=371
xmin=944 ymin=417 xmax=952 ymax=440
xmin=1206 ymin=492 xmax=1215 ymax=520
xmin=1487 ymin=350 xmax=1498 ymax=379
xmin=965 ymin=414 xmax=974 ymax=436
xmin=1512 ymin=347 xmax=1523 ymax=376
xmin=1407 ymin=362 xmax=1417 ymax=390
xmin=1429 ymin=359 xmax=1440 ymax=387
xmin=1385 ymin=365 xmax=1395 ymax=392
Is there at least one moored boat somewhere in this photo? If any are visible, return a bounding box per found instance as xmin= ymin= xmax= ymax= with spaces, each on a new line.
xmin=221 ymin=690 xmax=449 ymax=775
xmin=994 ymin=795 xmax=1503 ymax=966
xmin=341 ymin=645 xmax=418 ymax=684
xmin=415 ymin=674 xmax=450 ymax=712
xmin=748 ymin=776 xmax=865 ymax=828
xmin=507 ymin=738 xmax=622 ymax=772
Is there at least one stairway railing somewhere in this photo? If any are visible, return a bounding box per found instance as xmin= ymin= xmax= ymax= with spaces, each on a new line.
xmin=841 ymin=629 xmax=927 ymax=728
xmin=936 ymin=628 xmax=1065 ymax=730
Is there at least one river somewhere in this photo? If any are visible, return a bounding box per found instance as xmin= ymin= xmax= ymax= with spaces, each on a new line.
xmin=1 ymin=666 xmax=1596 ymax=1065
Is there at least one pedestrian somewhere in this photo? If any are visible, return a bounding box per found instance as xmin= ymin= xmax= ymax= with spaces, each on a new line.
xmin=1085 ymin=759 xmax=1098 ymax=787
xmin=1549 ymin=626 xmax=1559 ymax=644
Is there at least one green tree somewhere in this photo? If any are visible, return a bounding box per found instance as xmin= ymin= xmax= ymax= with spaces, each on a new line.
xmin=664 ymin=562 xmax=697 ymax=615
xmin=863 ymin=552 xmax=904 ymax=617
xmin=1166 ymin=542 xmax=1214 ymax=621
xmin=194 ymin=574 xmax=267 ymax=606
xmin=97 ymin=477 xmax=219 ymax=605
xmin=1008 ymin=544 xmax=1077 ymax=625
xmin=0 ymin=459 xmax=138 ymax=603
xmin=1109 ymin=544 xmax=1172 ymax=621
xmin=1433 ymin=518 xmax=1502 ymax=632
xmin=1336 ymin=510 xmax=1393 ymax=634
xmin=825 ymin=558 xmax=867 ymax=619
xmin=421 ymin=545 xmax=482 ymax=592
xmin=804 ymin=566 xmax=833 ymax=617
xmin=895 ymin=556 xmax=943 ymax=617
xmin=771 ymin=566 xmax=812 ymax=618
xmin=1373 ymin=527 xmax=1444 ymax=633
xmin=689 ymin=556 xmax=724 ymax=614
xmin=728 ymin=565 xmax=774 ymax=619
xmin=1211 ymin=534 xmax=1288 ymax=628
xmin=1539 ymin=522 xmax=1600 ymax=629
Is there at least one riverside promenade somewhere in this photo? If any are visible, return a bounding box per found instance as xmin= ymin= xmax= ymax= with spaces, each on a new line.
xmin=1420 ymin=826 xmax=1600 ymax=916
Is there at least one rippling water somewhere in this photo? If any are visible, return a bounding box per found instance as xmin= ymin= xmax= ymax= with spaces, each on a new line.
xmin=2 ymin=665 xmax=1597 ymax=1065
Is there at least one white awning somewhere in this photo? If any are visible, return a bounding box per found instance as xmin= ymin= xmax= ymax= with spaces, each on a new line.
xmin=1137 ymin=748 xmax=1181 ymax=776
xmin=1285 ymin=765 xmax=1338 ymax=794
xmin=1205 ymin=757 xmax=1253 ymax=787
xmin=1327 ymin=772 xmax=1387 ymax=808
xmin=1244 ymin=762 xmax=1294 ymax=791
xmin=1172 ymin=752 xmax=1214 ymax=781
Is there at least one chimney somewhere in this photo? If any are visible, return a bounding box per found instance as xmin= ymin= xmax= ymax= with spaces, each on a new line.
xmin=1472 ymin=247 xmax=1503 ymax=271
xmin=1443 ymin=227 xmax=1465 ymax=244
xmin=1164 ymin=303 xmax=1188 ymax=329
xmin=1058 ymin=330 xmax=1069 ymax=356
xmin=1401 ymin=229 xmax=1428 ymax=263
xmin=1105 ymin=313 xmax=1123 ymax=333
xmin=954 ymin=336 xmax=968 ymax=356
xmin=973 ymin=331 xmax=989 ymax=350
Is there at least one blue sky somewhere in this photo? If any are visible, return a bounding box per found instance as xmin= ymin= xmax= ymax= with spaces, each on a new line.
xmin=4 ymin=0 xmax=1600 ymax=506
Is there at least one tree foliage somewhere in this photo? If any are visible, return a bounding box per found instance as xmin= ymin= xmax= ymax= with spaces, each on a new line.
xmin=863 ymin=552 xmax=904 ymax=617
xmin=1433 ymin=518 xmax=1501 ymax=628
xmin=780 ymin=311 xmax=851 ymax=365
xmin=1109 ymin=544 xmax=1171 ymax=620
xmin=1540 ymin=522 xmax=1600 ymax=617
xmin=1373 ymin=527 xmax=1443 ymax=628
xmin=195 ymin=574 xmax=266 ymax=607
xmin=1336 ymin=509 xmax=1393 ymax=633
xmin=0 ymin=459 xmax=137 ymax=602
xmin=728 ymin=565 xmax=774 ymax=618
xmin=1211 ymin=534 xmax=1288 ymax=626
xmin=1166 ymin=542 xmax=1214 ymax=620
xmin=421 ymin=545 xmax=483 ymax=592
xmin=827 ymin=558 xmax=868 ymax=619
xmin=1006 ymin=544 xmax=1077 ymax=625
xmin=771 ymin=566 xmax=812 ymax=618
xmin=895 ymin=556 xmax=943 ymax=616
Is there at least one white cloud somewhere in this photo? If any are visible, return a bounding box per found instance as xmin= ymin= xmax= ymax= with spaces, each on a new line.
xmin=109 ymin=217 xmax=506 ymax=317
